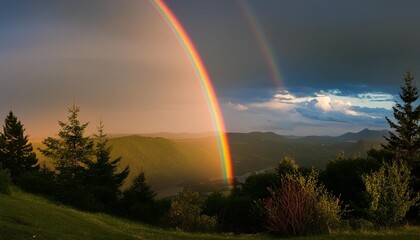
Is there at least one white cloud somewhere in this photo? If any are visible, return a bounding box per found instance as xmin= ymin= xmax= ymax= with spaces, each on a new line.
xmin=249 ymin=101 xmax=293 ymax=110
xmin=314 ymin=94 xmax=332 ymax=111
xmin=345 ymin=109 xmax=362 ymax=116
xmin=328 ymin=89 xmax=342 ymax=95
xmin=225 ymin=89 xmax=394 ymax=124
xmin=254 ymin=91 xmax=355 ymax=114
xmin=273 ymin=91 xmax=296 ymax=101
xmin=227 ymin=102 xmax=249 ymax=111
xmin=357 ymin=92 xmax=394 ymax=101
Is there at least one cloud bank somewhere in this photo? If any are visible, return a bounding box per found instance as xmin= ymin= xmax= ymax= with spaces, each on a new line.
xmin=223 ymin=89 xmax=394 ymax=135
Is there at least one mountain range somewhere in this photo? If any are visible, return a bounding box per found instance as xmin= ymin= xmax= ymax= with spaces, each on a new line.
xmin=228 ymin=128 xmax=388 ymax=176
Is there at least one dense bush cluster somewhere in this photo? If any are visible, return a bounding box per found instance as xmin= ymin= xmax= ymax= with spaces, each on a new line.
xmin=363 ymin=161 xmax=420 ymax=226
xmin=320 ymin=151 xmax=381 ymax=218
xmin=0 ymin=166 xmax=11 ymax=194
xmin=168 ymin=189 xmax=217 ymax=232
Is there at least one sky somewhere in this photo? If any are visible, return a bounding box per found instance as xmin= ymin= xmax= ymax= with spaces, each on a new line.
xmin=1 ymin=0 xmax=419 ymax=138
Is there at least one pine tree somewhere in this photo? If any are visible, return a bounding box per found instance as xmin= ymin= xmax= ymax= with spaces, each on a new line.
xmin=39 ymin=104 xmax=95 ymax=206
xmin=122 ymin=171 xmax=157 ymax=221
xmin=123 ymin=171 xmax=156 ymax=204
xmin=383 ymin=71 xmax=420 ymax=167
xmin=0 ymin=111 xmax=38 ymax=181
xmin=85 ymin=120 xmax=129 ymax=211
xmin=40 ymin=104 xmax=94 ymax=173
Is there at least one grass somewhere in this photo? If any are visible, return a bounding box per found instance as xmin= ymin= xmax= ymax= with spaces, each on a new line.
xmin=1 ymin=189 xmax=419 ymax=240
xmin=0 ymin=189 xmax=251 ymax=240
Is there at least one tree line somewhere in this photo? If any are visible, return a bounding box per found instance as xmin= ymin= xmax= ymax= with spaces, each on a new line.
xmin=0 ymin=105 xmax=160 ymax=222
xmin=0 ymin=71 xmax=419 ymax=236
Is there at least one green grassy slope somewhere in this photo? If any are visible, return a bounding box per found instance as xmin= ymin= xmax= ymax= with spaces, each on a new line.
xmin=1 ymin=190 xmax=419 ymax=240
xmin=0 ymin=189 xmax=253 ymax=240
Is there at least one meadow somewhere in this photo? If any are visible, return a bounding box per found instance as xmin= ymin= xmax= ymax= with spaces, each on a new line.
xmin=1 ymin=189 xmax=419 ymax=240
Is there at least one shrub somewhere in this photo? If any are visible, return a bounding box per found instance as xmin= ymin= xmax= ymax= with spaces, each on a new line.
xmin=0 ymin=167 xmax=12 ymax=194
xmin=153 ymin=198 xmax=171 ymax=226
xmin=241 ymin=172 xmax=277 ymax=201
xmin=168 ymin=189 xmax=216 ymax=232
xmin=349 ymin=219 xmax=375 ymax=231
xmin=257 ymin=170 xmax=341 ymax=236
xmin=124 ymin=202 xmax=155 ymax=223
xmin=16 ymin=167 xmax=55 ymax=196
xmin=203 ymin=191 xmax=227 ymax=229
xmin=320 ymin=153 xmax=380 ymax=218
xmin=362 ymin=161 xmax=420 ymax=226
xmin=221 ymin=172 xmax=277 ymax=233
xmin=276 ymin=155 xmax=299 ymax=177
xmin=52 ymin=167 xmax=97 ymax=210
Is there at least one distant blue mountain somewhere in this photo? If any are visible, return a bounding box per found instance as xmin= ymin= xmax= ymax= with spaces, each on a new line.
xmin=227 ymin=129 xmax=389 ymax=175
xmin=301 ymin=128 xmax=389 ymax=143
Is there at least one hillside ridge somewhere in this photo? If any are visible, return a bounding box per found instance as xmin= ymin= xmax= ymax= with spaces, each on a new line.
xmin=32 ymin=129 xmax=388 ymax=194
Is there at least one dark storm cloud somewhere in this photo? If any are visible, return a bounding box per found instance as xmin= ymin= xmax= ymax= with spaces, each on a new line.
xmin=351 ymin=106 xmax=393 ymax=116
xmin=167 ymin=0 xmax=419 ymax=135
xmin=168 ymin=0 xmax=420 ymax=96
xmin=166 ymin=0 xmax=275 ymax=94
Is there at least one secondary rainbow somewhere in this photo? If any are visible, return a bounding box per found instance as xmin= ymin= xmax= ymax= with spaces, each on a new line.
xmin=236 ymin=0 xmax=283 ymax=87
xmin=151 ymin=0 xmax=233 ymax=186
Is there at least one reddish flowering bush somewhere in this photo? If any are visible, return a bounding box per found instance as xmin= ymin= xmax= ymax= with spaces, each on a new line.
xmin=258 ymin=171 xmax=341 ymax=236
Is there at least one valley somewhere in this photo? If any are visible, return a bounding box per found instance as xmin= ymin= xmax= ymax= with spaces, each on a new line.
xmin=33 ymin=129 xmax=388 ymax=196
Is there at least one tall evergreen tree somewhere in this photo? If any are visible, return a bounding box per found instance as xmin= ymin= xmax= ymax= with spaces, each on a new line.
xmin=40 ymin=104 xmax=94 ymax=173
xmin=39 ymin=104 xmax=95 ymax=206
xmin=85 ymin=120 xmax=129 ymax=211
xmin=383 ymin=71 xmax=420 ymax=167
xmin=122 ymin=171 xmax=156 ymax=222
xmin=0 ymin=111 xmax=38 ymax=181
xmin=123 ymin=171 xmax=156 ymax=203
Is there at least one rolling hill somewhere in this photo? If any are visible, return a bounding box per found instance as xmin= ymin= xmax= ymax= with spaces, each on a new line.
xmin=32 ymin=129 xmax=389 ymax=194
xmin=108 ymin=136 xmax=221 ymax=190
xmin=34 ymin=136 xmax=222 ymax=192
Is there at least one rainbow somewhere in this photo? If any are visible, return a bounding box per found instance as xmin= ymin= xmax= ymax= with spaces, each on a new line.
xmin=151 ymin=0 xmax=233 ymax=186
xmin=236 ymin=0 xmax=283 ymax=87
